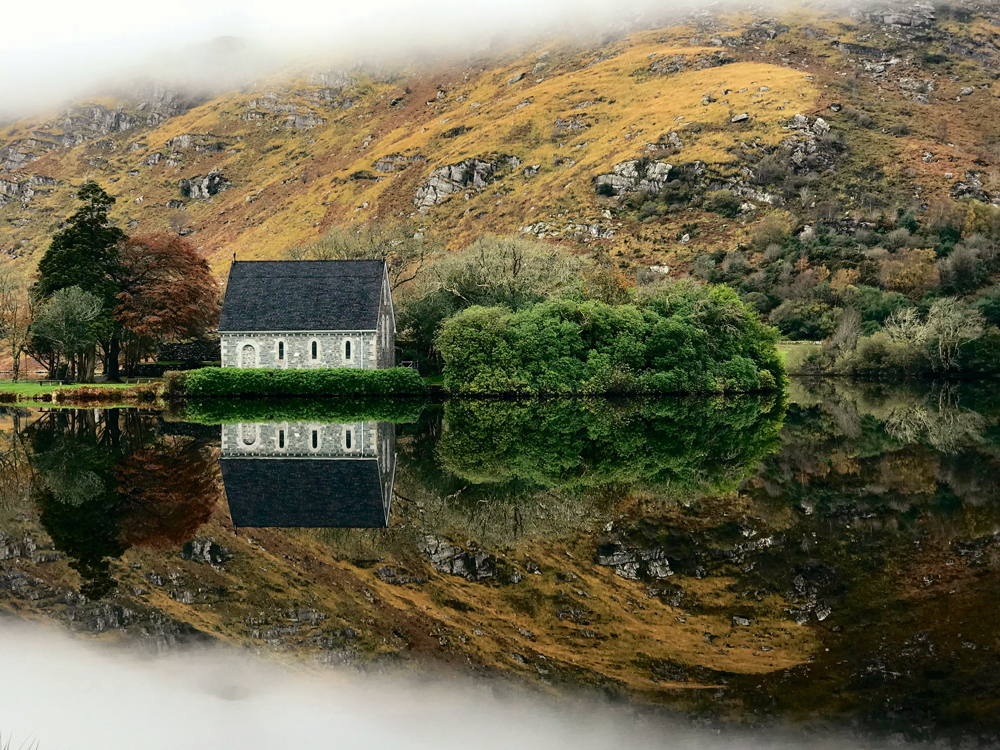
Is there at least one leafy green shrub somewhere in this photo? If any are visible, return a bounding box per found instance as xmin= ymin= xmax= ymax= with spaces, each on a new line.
xmin=972 ymin=286 xmax=1000 ymax=326
xmin=437 ymin=396 xmax=785 ymax=494
xmin=163 ymin=370 xmax=189 ymax=400
xmin=182 ymin=367 xmax=428 ymax=398
xmin=702 ymin=189 xmax=742 ymax=218
xmin=769 ymin=299 xmax=841 ymax=340
xmin=180 ymin=397 xmax=426 ymax=424
xmin=436 ymin=281 xmax=785 ymax=395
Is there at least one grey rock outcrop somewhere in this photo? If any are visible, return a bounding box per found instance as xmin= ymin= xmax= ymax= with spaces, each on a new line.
xmin=418 ymin=535 xmax=496 ymax=582
xmin=596 ymin=542 xmax=673 ymax=580
xmin=0 ymin=174 xmax=57 ymax=207
xmin=179 ymin=171 xmax=231 ymax=201
xmin=414 ymin=156 xmax=520 ymax=208
xmin=594 ymin=159 xmax=672 ymax=195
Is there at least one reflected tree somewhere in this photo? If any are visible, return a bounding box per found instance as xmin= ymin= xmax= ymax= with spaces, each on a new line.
xmin=26 ymin=409 xmax=218 ymax=597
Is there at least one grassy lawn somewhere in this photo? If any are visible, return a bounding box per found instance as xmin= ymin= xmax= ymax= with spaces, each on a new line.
xmin=777 ymin=341 xmax=823 ymax=374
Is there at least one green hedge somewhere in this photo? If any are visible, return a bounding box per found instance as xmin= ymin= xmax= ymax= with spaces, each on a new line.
xmin=178 ymin=397 xmax=426 ymax=424
xmin=181 ymin=367 xmax=429 ymax=398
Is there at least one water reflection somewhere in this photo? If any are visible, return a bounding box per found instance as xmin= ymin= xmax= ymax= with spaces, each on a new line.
xmin=3 ymin=385 xmax=1000 ymax=742
xmin=24 ymin=409 xmax=217 ymax=598
xmin=220 ymin=421 xmax=395 ymax=529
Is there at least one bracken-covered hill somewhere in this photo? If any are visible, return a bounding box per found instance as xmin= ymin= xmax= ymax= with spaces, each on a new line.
xmin=6 ymin=1 xmax=1000 ymax=281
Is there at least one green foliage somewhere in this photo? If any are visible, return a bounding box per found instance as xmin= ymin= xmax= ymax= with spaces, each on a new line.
xmin=848 ymin=285 xmax=912 ymax=334
xmin=182 ymin=367 xmax=429 ymax=397
xmin=972 ymin=286 xmax=1000 ymax=326
xmin=179 ymin=397 xmax=426 ymax=424
xmin=162 ymin=370 xmax=188 ymax=399
xmin=769 ymin=299 xmax=841 ymax=340
xmin=30 ymin=286 xmax=105 ymax=359
xmin=702 ymin=189 xmax=742 ymax=218
xmin=436 ymin=396 xmax=785 ymax=494
xmin=437 ymin=281 xmax=785 ymax=395
xmin=33 ymin=181 xmax=126 ymax=305
xmin=397 ymin=235 xmax=582 ymax=371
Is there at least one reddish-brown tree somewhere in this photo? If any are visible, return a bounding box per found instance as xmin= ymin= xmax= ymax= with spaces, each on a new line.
xmin=114 ymin=234 xmax=220 ymax=374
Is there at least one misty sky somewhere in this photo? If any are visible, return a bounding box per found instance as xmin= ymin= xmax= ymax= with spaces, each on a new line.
xmin=0 ymin=0 xmax=679 ymax=120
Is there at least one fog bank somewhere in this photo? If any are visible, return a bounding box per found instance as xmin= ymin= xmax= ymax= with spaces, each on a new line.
xmin=0 ymin=0 xmax=708 ymax=120
xmin=0 ymin=621 xmax=898 ymax=750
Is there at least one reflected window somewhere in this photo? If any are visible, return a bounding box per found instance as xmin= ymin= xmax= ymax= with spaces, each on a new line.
xmin=345 ymin=340 xmax=352 ymax=361
xmin=240 ymin=423 xmax=257 ymax=448
xmin=278 ymin=341 xmax=285 ymax=361
xmin=311 ymin=430 xmax=319 ymax=450
xmin=278 ymin=430 xmax=285 ymax=449
xmin=345 ymin=429 xmax=352 ymax=450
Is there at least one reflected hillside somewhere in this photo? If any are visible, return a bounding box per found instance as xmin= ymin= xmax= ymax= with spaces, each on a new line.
xmin=4 ymin=387 xmax=1000 ymax=741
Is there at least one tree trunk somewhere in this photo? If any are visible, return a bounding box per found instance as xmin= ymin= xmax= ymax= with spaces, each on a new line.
xmin=106 ymin=336 xmax=121 ymax=382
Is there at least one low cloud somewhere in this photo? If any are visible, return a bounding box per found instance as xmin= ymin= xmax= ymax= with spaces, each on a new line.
xmin=0 ymin=0 xmax=705 ymax=120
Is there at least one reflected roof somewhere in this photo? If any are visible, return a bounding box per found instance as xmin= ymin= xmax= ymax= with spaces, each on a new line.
xmin=221 ymin=458 xmax=389 ymax=529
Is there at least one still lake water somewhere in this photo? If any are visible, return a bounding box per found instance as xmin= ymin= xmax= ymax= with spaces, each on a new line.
xmin=2 ymin=379 xmax=1000 ymax=747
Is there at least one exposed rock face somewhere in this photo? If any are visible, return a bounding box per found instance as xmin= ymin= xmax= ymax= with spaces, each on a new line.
xmin=0 ymin=532 xmax=60 ymax=564
xmin=307 ymin=69 xmax=357 ymax=90
xmin=418 ymin=535 xmax=497 ymax=582
xmin=181 ymin=538 xmax=233 ymax=567
xmin=0 ymin=174 xmax=57 ymax=207
xmin=0 ymin=138 xmax=60 ymax=172
xmin=0 ymin=568 xmax=208 ymax=648
xmin=414 ymin=156 xmax=520 ymax=208
xmin=243 ymin=92 xmax=331 ymax=128
xmin=594 ymin=159 xmax=672 ymax=195
xmin=179 ymin=172 xmax=231 ymax=200
xmin=832 ymin=41 xmax=889 ymax=59
xmin=595 ymin=541 xmax=673 ymax=580
xmin=951 ymin=171 xmax=991 ymax=202
xmin=649 ymin=50 xmax=733 ymax=75
xmin=851 ymin=4 xmax=935 ymax=28
xmin=373 ymin=153 xmax=424 ymax=173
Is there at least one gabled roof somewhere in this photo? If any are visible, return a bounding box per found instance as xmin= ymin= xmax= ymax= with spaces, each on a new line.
xmin=221 ymin=458 xmax=389 ymax=528
xmin=219 ymin=260 xmax=385 ymax=332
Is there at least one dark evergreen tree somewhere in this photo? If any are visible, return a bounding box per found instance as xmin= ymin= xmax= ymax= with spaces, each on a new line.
xmin=33 ymin=181 xmax=128 ymax=379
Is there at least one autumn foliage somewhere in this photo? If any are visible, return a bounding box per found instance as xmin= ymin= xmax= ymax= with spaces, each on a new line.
xmin=114 ymin=235 xmax=220 ymax=373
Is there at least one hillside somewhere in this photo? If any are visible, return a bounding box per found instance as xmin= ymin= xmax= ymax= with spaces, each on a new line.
xmin=3 ymin=2 xmax=1000 ymax=280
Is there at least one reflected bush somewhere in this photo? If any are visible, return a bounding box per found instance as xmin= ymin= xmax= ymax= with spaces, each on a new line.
xmin=436 ymin=396 xmax=786 ymax=495
xmin=178 ymin=396 xmax=426 ymax=425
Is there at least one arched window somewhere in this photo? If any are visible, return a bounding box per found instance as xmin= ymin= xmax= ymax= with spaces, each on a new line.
xmin=311 ymin=341 xmax=318 ymax=360
xmin=345 ymin=340 xmax=352 ymax=361
xmin=345 ymin=429 xmax=352 ymax=450
xmin=311 ymin=430 xmax=319 ymax=450
xmin=277 ymin=341 xmax=285 ymax=361
xmin=278 ymin=429 xmax=285 ymax=449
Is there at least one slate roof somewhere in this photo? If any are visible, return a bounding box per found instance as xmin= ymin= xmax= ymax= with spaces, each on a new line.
xmin=221 ymin=458 xmax=390 ymax=529
xmin=219 ymin=260 xmax=385 ymax=332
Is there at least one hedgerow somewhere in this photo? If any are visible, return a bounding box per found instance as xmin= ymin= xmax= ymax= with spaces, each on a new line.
xmin=181 ymin=367 xmax=428 ymax=398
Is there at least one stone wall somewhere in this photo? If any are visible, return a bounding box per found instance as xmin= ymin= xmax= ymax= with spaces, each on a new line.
xmin=220 ymin=331 xmax=378 ymax=369
xmin=221 ymin=421 xmax=385 ymax=458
